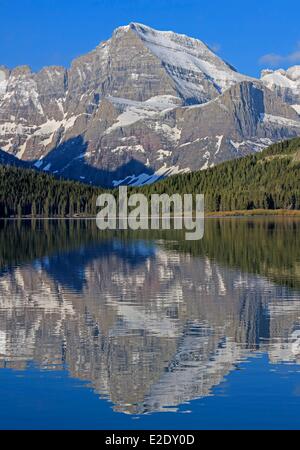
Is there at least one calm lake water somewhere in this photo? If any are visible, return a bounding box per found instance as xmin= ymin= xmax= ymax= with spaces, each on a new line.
xmin=0 ymin=218 xmax=300 ymax=430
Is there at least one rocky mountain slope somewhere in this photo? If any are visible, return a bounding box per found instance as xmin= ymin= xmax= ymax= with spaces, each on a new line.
xmin=0 ymin=23 xmax=300 ymax=187
xmin=261 ymin=66 xmax=300 ymax=114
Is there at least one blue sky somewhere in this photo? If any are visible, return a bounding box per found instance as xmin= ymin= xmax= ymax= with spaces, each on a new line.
xmin=1 ymin=0 xmax=300 ymax=77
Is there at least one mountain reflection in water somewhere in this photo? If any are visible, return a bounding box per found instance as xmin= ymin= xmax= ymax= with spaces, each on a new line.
xmin=0 ymin=219 xmax=300 ymax=417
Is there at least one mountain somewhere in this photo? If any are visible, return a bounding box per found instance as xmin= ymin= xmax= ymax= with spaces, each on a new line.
xmin=0 ymin=23 xmax=300 ymax=187
xmin=138 ymin=137 xmax=300 ymax=211
xmin=261 ymin=66 xmax=300 ymax=114
xmin=0 ymin=148 xmax=28 ymax=167
xmin=1 ymin=138 xmax=299 ymax=217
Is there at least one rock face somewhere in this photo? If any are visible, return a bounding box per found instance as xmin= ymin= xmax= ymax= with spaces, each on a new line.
xmin=261 ymin=66 xmax=300 ymax=114
xmin=0 ymin=23 xmax=300 ymax=187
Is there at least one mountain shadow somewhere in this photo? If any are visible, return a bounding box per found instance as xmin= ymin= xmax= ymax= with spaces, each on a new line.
xmin=30 ymin=136 xmax=156 ymax=188
xmin=0 ymin=149 xmax=29 ymax=168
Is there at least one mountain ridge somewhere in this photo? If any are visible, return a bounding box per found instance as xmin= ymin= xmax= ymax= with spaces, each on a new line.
xmin=0 ymin=137 xmax=299 ymax=217
xmin=0 ymin=23 xmax=300 ymax=187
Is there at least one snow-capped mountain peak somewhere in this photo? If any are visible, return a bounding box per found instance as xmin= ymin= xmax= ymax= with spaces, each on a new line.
xmin=125 ymin=22 xmax=250 ymax=99
xmin=0 ymin=23 xmax=300 ymax=187
xmin=260 ymin=66 xmax=300 ymax=114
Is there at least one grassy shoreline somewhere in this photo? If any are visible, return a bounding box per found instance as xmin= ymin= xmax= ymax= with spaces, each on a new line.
xmin=205 ymin=209 xmax=300 ymax=218
xmin=1 ymin=209 xmax=300 ymax=220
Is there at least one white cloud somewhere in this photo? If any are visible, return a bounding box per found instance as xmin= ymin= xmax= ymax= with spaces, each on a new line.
xmin=259 ymin=42 xmax=300 ymax=67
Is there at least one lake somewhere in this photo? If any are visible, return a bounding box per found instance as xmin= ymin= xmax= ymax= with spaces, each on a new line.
xmin=0 ymin=218 xmax=300 ymax=430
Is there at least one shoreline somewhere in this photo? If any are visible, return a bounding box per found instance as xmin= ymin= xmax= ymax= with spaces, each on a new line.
xmin=205 ymin=209 xmax=300 ymax=218
xmin=1 ymin=209 xmax=300 ymax=220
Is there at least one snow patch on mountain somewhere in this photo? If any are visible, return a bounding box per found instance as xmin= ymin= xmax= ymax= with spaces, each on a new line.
xmin=292 ymin=104 xmax=300 ymax=114
xmin=261 ymin=69 xmax=297 ymax=89
xmin=261 ymin=66 xmax=300 ymax=89
xmin=261 ymin=66 xmax=300 ymax=110
xmin=230 ymin=140 xmax=245 ymax=151
xmin=260 ymin=113 xmax=300 ymax=128
xmin=152 ymin=123 xmax=182 ymax=143
xmin=215 ymin=135 xmax=223 ymax=154
xmin=111 ymin=144 xmax=146 ymax=155
xmin=130 ymin=22 xmax=250 ymax=95
xmin=0 ymin=70 xmax=8 ymax=96
xmin=112 ymin=164 xmax=190 ymax=187
xmin=157 ymin=149 xmax=172 ymax=160
xmin=105 ymin=95 xmax=180 ymax=134
xmin=2 ymin=75 xmax=44 ymax=115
